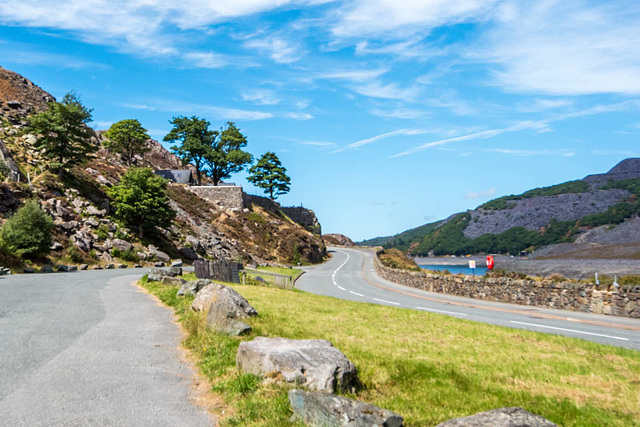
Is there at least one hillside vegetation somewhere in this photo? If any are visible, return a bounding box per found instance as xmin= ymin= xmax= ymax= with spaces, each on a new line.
xmin=0 ymin=66 xmax=326 ymax=269
xmin=361 ymin=162 xmax=640 ymax=257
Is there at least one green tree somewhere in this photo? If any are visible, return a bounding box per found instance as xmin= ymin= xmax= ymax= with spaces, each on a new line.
xmin=103 ymin=119 xmax=150 ymax=165
xmin=0 ymin=199 xmax=53 ymax=257
xmin=163 ymin=116 xmax=214 ymax=184
xmin=27 ymin=92 xmax=96 ymax=172
xmin=247 ymin=152 xmax=291 ymax=200
xmin=108 ymin=168 xmax=176 ymax=239
xmin=205 ymin=122 xmax=253 ymax=186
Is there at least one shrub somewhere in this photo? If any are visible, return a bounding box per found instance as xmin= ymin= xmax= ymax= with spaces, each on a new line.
xmin=111 ymin=248 xmax=139 ymax=262
xmin=96 ymin=224 xmax=110 ymax=241
xmin=0 ymin=159 xmax=10 ymax=180
xmin=66 ymin=246 xmax=84 ymax=263
xmin=0 ymin=199 xmax=53 ymax=257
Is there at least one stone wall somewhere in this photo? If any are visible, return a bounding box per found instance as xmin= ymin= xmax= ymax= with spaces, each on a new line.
xmin=282 ymin=207 xmax=322 ymax=235
xmin=189 ymin=186 xmax=244 ymax=211
xmin=373 ymin=253 xmax=640 ymax=318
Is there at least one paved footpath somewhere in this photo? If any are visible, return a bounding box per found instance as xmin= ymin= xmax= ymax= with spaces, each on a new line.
xmin=0 ymin=269 xmax=213 ymax=426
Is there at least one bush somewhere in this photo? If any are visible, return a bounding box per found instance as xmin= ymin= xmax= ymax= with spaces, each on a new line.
xmin=0 ymin=199 xmax=53 ymax=257
xmin=111 ymin=248 xmax=139 ymax=262
xmin=96 ymin=224 xmax=110 ymax=241
xmin=0 ymin=159 xmax=10 ymax=180
xmin=66 ymin=246 xmax=84 ymax=263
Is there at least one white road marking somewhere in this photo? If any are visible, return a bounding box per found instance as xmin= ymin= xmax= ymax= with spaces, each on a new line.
xmin=510 ymin=321 xmax=629 ymax=341
xmin=349 ymin=291 xmax=364 ymax=297
xmin=337 ymin=286 xmax=345 ymax=291
xmin=331 ymin=251 xmax=350 ymax=288
xmin=417 ymin=306 xmax=468 ymax=316
xmin=372 ymin=298 xmax=400 ymax=306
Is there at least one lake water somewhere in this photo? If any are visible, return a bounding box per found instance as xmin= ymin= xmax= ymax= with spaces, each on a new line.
xmin=419 ymin=264 xmax=488 ymax=276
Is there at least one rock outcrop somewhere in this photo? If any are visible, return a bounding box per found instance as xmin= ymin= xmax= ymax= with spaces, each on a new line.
xmin=323 ymin=234 xmax=355 ymax=247
xmin=236 ymin=337 xmax=358 ymax=392
xmin=289 ymin=389 xmax=403 ymax=427
xmin=436 ymin=407 xmax=556 ymax=427
xmin=0 ymin=66 xmax=55 ymax=124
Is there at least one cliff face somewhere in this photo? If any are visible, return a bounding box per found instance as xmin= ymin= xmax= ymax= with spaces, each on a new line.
xmin=464 ymin=189 xmax=630 ymax=238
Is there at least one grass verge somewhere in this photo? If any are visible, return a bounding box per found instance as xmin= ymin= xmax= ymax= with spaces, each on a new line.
xmin=140 ymin=277 xmax=640 ymax=426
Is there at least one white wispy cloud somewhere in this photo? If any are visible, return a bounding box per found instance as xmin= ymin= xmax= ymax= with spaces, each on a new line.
xmin=244 ymin=35 xmax=303 ymax=64
xmin=391 ymin=100 xmax=640 ymax=157
xmin=391 ymin=121 xmax=547 ymax=158
xmin=122 ymin=99 xmax=316 ymax=121
xmin=368 ymin=107 xmax=430 ymax=120
xmin=475 ymin=1 xmax=640 ymax=95
xmin=241 ymin=90 xmax=282 ymax=105
xmin=516 ymin=98 xmax=573 ymax=113
xmin=333 ymin=128 xmax=427 ymax=153
xmin=0 ymin=0 xmax=321 ymax=58
xmin=314 ymin=68 xmax=388 ymax=83
xmin=464 ymin=187 xmax=496 ymax=199
xmin=355 ymin=39 xmax=443 ymax=60
xmin=123 ymin=99 xmax=273 ymax=121
xmin=284 ymin=112 xmax=314 ymax=120
xmin=182 ymin=52 xmax=257 ymax=69
xmin=352 ymin=81 xmax=419 ymax=102
xmin=331 ymin=0 xmax=497 ymax=38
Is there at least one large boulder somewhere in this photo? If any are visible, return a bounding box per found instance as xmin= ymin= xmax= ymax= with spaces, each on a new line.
xmin=179 ymin=246 xmax=199 ymax=260
xmin=191 ymin=283 xmax=257 ymax=315
xmin=236 ymin=337 xmax=358 ymax=392
xmin=186 ymin=235 xmax=203 ymax=253
xmin=168 ymin=266 xmax=182 ymax=277
xmin=149 ymin=245 xmax=171 ymax=263
xmin=112 ymin=238 xmax=133 ymax=252
xmin=289 ymin=389 xmax=403 ymax=427
xmin=436 ymin=407 xmax=557 ymax=427
xmin=147 ymin=268 xmax=169 ymax=282
xmin=205 ymin=286 xmax=257 ymax=336
xmin=160 ymin=276 xmax=186 ymax=287
xmin=177 ymin=279 xmax=211 ymax=297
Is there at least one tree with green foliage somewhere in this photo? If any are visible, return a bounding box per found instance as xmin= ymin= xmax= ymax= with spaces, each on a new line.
xmin=163 ymin=116 xmax=214 ymax=184
xmin=0 ymin=199 xmax=53 ymax=257
xmin=27 ymin=92 xmax=96 ymax=172
xmin=108 ymin=168 xmax=175 ymax=239
xmin=247 ymin=152 xmax=291 ymax=200
xmin=103 ymin=119 xmax=150 ymax=165
xmin=205 ymin=122 xmax=253 ymax=186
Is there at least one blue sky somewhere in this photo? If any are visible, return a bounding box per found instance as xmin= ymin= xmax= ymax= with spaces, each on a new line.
xmin=1 ymin=1 xmax=639 ymax=241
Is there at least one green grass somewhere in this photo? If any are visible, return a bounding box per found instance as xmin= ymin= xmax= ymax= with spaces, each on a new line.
xmin=141 ymin=278 xmax=640 ymax=426
xmin=255 ymin=265 xmax=303 ymax=280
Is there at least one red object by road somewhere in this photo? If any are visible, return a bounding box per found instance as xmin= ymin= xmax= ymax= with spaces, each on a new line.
xmin=486 ymin=255 xmax=495 ymax=270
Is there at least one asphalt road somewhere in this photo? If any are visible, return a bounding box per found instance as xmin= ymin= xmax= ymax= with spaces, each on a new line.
xmin=0 ymin=268 xmax=212 ymax=426
xmin=297 ymin=247 xmax=640 ymax=351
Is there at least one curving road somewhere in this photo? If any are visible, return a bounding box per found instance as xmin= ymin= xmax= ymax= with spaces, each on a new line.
xmin=297 ymin=247 xmax=640 ymax=351
xmin=0 ymin=268 xmax=212 ymax=426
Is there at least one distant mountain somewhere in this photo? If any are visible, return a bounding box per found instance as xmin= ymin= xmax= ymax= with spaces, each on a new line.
xmin=359 ymin=159 xmax=640 ymax=257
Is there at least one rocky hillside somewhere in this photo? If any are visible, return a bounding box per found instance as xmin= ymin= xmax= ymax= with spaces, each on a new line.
xmin=0 ymin=66 xmax=326 ymax=269
xmin=322 ymin=234 xmax=355 ymax=247
xmin=361 ymin=159 xmax=640 ymax=257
